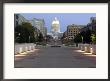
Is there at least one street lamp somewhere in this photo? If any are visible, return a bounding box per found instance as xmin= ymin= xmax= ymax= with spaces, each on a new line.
xmin=29 ymin=36 xmax=30 ymax=43
xmin=18 ymin=33 xmax=20 ymax=36
xmin=18 ymin=33 xmax=20 ymax=42
xmin=15 ymin=33 xmax=20 ymax=43
xmin=81 ymin=36 xmax=83 ymax=43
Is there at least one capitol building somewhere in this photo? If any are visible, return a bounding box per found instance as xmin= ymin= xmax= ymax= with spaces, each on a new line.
xmin=51 ymin=17 xmax=61 ymax=39
xmin=51 ymin=17 xmax=60 ymax=33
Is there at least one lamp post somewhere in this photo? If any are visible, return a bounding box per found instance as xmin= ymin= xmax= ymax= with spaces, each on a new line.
xmin=18 ymin=33 xmax=20 ymax=43
xmin=81 ymin=36 xmax=83 ymax=44
xmin=15 ymin=33 xmax=20 ymax=43
xmin=18 ymin=33 xmax=20 ymax=36
xmin=29 ymin=36 xmax=30 ymax=43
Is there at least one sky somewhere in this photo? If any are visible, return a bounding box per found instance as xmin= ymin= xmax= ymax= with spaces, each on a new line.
xmin=20 ymin=13 xmax=96 ymax=33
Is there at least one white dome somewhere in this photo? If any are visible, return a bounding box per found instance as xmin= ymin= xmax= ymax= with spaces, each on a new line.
xmin=52 ymin=21 xmax=59 ymax=24
xmin=52 ymin=17 xmax=59 ymax=24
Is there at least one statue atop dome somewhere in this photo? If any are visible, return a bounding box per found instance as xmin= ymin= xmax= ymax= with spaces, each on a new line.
xmin=52 ymin=17 xmax=59 ymax=24
xmin=55 ymin=17 xmax=57 ymax=21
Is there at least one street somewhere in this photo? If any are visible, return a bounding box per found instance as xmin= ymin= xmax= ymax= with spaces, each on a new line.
xmin=15 ymin=46 xmax=96 ymax=68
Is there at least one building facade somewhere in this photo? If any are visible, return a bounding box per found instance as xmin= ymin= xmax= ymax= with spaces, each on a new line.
xmin=80 ymin=17 xmax=96 ymax=33
xmin=42 ymin=27 xmax=47 ymax=37
xmin=88 ymin=17 xmax=96 ymax=31
xmin=51 ymin=17 xmax=60 ymax=40
xmin=63 ymin=31 xmax=67 ymax=38
xmin=67 ymin=24 xmax=83 ymax=40
xmin=14 ymin=14 xmax=28 ymax=27
xmin=29 ymin=18 xmax=47 ymax=37
xmin=51 ymin=17 xmax=60 ymax=33
xmin=14 ymin=14 xmax=47 ymax=40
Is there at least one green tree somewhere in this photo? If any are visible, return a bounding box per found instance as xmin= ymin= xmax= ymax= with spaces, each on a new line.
xmin=91 ymin=34 xmax=96 ymax=44
xmin=15 ymin=22 xmax=35 ymax=43
xmin=74 ymin=34 xmax=82 ymax=43
xmin=46 ymin=35 xmax=53 ymax=42
xmin=80 ymin=29 xmax=92 ymax=44
xmin=37 ymin=33 xmax=43 ymax=42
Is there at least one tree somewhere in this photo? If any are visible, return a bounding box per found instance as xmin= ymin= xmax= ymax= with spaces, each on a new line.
xmin=15 ymin=25 xmax=26 ymax=43
xmin=15 ymin=22 xmax=35 ymax=43
xmin=85 ymin=30 xmax=92 ymax=44
xmin=46 ymin=35 xmax=53 ymax=42
xmin=74 ymin=33 xmax=82 ymax=43
xmin=37 ymin=33 xmax=43 ymax=42
xmin=91 ymin=34 xmax=96 ymax=44
xmin=80 ymin=29 xmax=92 ymax=44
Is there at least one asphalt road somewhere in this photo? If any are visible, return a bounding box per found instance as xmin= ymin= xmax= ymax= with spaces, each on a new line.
xmin=15 ymin=46 xmax=96 ymax=68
